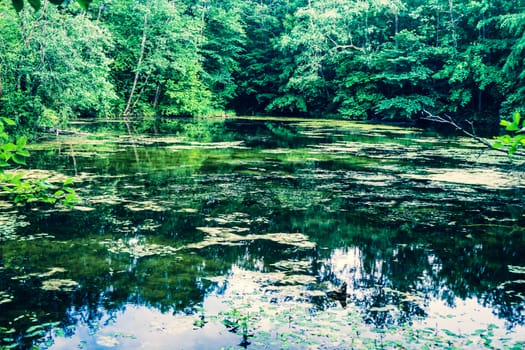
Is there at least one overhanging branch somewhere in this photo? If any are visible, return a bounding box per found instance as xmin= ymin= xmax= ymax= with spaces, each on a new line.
xmin=421 ymin=109 xmax=525 ymax=157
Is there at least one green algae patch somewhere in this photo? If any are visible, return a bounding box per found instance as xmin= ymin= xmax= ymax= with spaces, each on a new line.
xmin=1 ymin=118 xmax=524 ymax=350
xmin=41 ymin=279 xmax=79 ymax=292
xmin=192 ymin=227 xmax=316 ymax=250
xmin=405 ymin=168 xmax=524 ymax=189
xmin=0 ymin=291 xmax=14 ymax=305
xmin=100 ymin=238 xmax=179 ymax=258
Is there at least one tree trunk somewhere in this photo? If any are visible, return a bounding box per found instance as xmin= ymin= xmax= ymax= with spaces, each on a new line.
xmin=448 ymin=0 xmax=457 ymax=48
xmin=122 ymin=14 xmax=148 ymax=118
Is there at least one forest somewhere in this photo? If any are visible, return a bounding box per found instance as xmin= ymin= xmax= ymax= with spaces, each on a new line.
xmin=1 ymin=0 xmax=524 ymax=133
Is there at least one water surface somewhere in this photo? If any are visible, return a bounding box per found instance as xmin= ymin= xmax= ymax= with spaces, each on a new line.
xmin=1 ymin=117 xmax=524 ymax=349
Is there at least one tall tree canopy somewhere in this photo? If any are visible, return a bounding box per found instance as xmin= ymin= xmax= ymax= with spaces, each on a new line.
xmin=1 ymin=0 xmax=523 ymax=131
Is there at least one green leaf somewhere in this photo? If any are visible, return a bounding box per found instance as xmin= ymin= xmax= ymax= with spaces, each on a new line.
xmin=63 ymin=177 xmax=74 ymax=186
xmin=16 ymin=136 xmax=27 ymax=149
xmin=16 ymin=150 xmax=30 ymax=157
xmin=11 ymin=0 xmax=23 ymax=12
xmin=2 ymin=143 xmax=16 ymax=152
xmin=500 ymin=119 xmax=520 ymax=132
xmin=11 ymin=154 xmax=26 ymax=165
xmin=494 ymin=134 xmax=511 ymax=144
xmin=513 ymin=112 xmax=521 ymax=126
xmin=1 ymin=118 xmax=16 ymax=126
xmin=48 ymin=0 xmax=64 ymax=4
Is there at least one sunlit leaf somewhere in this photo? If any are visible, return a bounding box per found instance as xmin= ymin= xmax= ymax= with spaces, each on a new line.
xmin=16 ymin=150 xmax=30 ymax=157
xmin=16 ymin=136 xmax=27 ymax=149
xmin=512 ymin=112 xmax=521 ymax=126
xmin=500 ymin=119 xmax=520 ymax=132
xmin=1 ymin=118 xmax=16 ymax=126
xmin=2 ymin=143 xmax=16 ymax=152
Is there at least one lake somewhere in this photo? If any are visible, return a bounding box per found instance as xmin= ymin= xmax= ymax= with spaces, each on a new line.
xmin=1 ymin=117 xmax=524 ymax=349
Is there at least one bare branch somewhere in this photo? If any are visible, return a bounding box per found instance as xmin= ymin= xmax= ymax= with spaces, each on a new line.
xmin=327 ymin=34 xmax=366 ymax=53
xmin=421 ymin=109 xmax=525 ymax=157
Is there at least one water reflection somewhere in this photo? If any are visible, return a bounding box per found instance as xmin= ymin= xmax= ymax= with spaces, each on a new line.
xmin=1 ymin=118 xmax=524 ymax=348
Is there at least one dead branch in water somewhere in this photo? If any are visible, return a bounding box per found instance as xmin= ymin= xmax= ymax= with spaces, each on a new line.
xmin=421 ymin=109 xmax=525 ymax=157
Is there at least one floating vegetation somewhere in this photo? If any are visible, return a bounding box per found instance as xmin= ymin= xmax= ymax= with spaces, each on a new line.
xmin=1 ymin=118 xmax=524 ymax=349
xmin=139 ymin=219 xmax=162 ymax=231
xmin=37 ymin=267 xmax=67 ymax=277
xmin=100 ymin=237 xmax=179 ymax=258
xmin=508 ymin=265 xmax=525 ymax=274
xmin=0 ymin=291 xmax=14 ymax=305
xmin=192 ymin=228 xmax=316 ymax=250
xmin=177 ymin=208 xmax=199 ymax=213
xmin=0 ymin=214 xmax=30 ymax=241
xmin=271 ymin=259 xmax=312 ymax=273
xmin=189 ymin=269 xmax=525 ymax=350
xmin=168 ymin=141 xmax=247 ymax=151
xmin=11 ymin=267 xmax=67 ymax=282
xmin=405 ymin=168 xmax=523 ymax=189
xmin=124 ymin=200 xmax=167 ymax=212
xmin=205 ymin=212 xmax=252 ymax=226
xmin=41 ymin=279 xmax=79 ymax=291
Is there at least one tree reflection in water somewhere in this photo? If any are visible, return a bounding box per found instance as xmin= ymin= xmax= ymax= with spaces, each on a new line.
xmin=0 ymin=118 xmax=524 ymax=348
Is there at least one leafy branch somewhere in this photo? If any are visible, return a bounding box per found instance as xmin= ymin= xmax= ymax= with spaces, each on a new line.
xmin=0 ymin=117 xmax=79 ymax=207
xmin=421 ymin=110 xmax=525 ymax=157
xmin=494 ymin=112 xmax=525 ymax=155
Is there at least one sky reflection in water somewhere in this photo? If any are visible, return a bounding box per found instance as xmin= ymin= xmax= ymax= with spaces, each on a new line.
xmin=1 ymin=118 xmax=524 ymax=349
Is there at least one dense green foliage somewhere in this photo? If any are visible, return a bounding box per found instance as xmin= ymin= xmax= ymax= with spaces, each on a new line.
xmin=0 ymin=117 xmax=78 ymax=205
xmin=10 ymin=0 xmax=91 ymax=13
xmin=0 ymin=0 xmax=524 ymax=130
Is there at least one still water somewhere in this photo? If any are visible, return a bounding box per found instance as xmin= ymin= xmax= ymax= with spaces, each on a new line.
xmin=1 ymin=117 xmax=524 ymax=349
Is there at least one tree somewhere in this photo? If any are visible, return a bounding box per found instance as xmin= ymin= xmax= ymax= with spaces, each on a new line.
xmin=189 ymin=0 xmax=246 ymax=111
xmin=233 ymin=0 xmax=304 ymax=115
xmin=499 ymin=11 xmax=525 ymax=115
xmin=103 ymin=0 xmax=212 ymax=118
xmin=9 ymin=0 xmax=91 ymax=12
xmin=0 ymin=0 xmax=115 ymax=132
